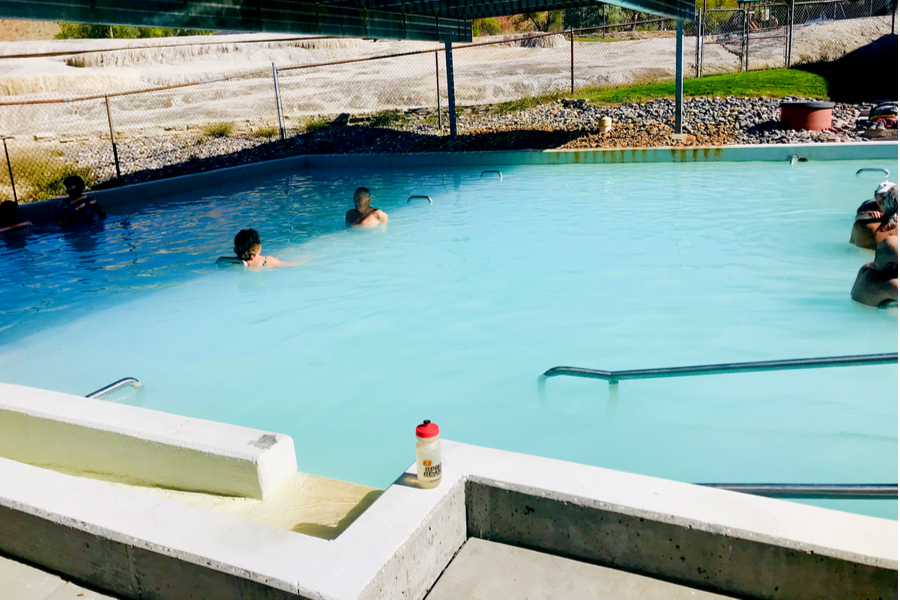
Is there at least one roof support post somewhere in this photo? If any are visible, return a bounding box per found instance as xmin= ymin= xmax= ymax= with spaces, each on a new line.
xmin=675 ymin=19 xmax=684 ymax=135
xmin=444 ymin=41 xmax=457 ymax=139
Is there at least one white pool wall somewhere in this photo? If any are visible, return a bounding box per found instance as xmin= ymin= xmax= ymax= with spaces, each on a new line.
xmin=18 ymin=141 xmax=899 ymax=223
xmin=0 ymin=383 xmax=296 ymax=499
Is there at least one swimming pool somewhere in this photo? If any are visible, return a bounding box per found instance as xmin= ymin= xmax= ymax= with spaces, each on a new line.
xmin=1 ymin=158 xmax=896 ymax=518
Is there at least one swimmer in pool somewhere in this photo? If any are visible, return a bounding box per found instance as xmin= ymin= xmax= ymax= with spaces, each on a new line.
xmin=0 ymin=200 xmax=31 ymax=233
xmin=233 ymin=229 xmax=294 ymax=267
xmin=345 ymin=187 xmax=388 ymax=226
xmin=851 ymin=236 xmax=898 ymax=307
xmin=851 ymin=181 xmax=897 ymax=250
xmin=56 ymin=175 xmax=106 ymax=226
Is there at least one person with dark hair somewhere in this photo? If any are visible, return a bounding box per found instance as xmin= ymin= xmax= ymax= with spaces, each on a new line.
xmin=345 ymin=187 xmax=388 ymax=226
xmin=233 ymin=228 xmax=292 ymax=267
xmin=0 ymin=200 xmax=31 ymax=233
xmin=56 ymin=175 xmax=105 ymax=226
xmin=851 ymin=182 xmax=897 ymax=250
xmin=852 ymin=236 xmax=898 ymax=307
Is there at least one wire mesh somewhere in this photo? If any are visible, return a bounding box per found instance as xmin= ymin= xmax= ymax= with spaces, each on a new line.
xmin=0 ymin=4 xmax=893 ymax=202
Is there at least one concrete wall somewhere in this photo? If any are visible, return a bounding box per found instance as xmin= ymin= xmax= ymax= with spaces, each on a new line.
xmin=466 ymin=481 xmax=895 ymax=600
xmin=0 ymin=383 xmax=296 ymax=499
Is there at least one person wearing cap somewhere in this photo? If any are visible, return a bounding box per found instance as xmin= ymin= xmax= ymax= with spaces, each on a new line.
xmin=345 ymin=187 xmax=388 ymax=227
xmin=851 ymin=182 xmax=897 ymax=250
xmin=852 ymin=236 xmax=898 ymax=307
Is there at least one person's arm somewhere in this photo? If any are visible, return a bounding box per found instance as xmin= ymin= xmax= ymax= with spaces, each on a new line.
xmin=264 ymin=256 xmax=308 ymax=267
xmin=0 ymin=221 xmax=31 ymax=233
xmin=88 ymin=198 xmax=106 ymax=220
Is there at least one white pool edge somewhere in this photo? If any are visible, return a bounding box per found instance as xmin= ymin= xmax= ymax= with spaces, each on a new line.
xmin=0 ymin=385 xmax=895 ymax=600
xmin=18 ymin=141 xmax=899 ymax=223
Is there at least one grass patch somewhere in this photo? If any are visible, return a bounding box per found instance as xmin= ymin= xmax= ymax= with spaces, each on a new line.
xmin=575 ymin=36 xmax=622 ymax=43
xmin=252 ymin=126 xmax=280 ymax=140
xmin=579 ymin=69 xmax=830 ymax=104
xmin=369 ymin=110 xmax=408 ymax=128
xmin=203 ymin=122 xmax=234 ymax=138
xmin=303 ymin=117 xmax=330 ymax=133
xmin=8 ymin=149 xmax=95 ymax=202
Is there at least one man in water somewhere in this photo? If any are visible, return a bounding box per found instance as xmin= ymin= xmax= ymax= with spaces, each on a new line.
xmin=345 ymin=187 xmax=388 ymax=226
xmin=851 ymin=182 xmax=897 ymax=249
xmin=56 ymin=175 xmax=106 ymax=226
xmin=851 ymin=236 xmax=898 ymax=307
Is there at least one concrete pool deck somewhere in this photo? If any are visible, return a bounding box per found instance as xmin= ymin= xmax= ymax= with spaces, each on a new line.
xmin=0 ymin=382 xmax=896 ymax=600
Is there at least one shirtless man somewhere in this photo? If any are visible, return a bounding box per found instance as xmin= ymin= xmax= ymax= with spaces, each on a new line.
xmin=345 ymin=187 xmax=388 ymax=226
xmin=850 ymin=182 xmax=897 ymax=249
xmin=851 ymin=236 xmax=898 ymax=307
xmin=56 ymin=175 xmax=106 ymax=226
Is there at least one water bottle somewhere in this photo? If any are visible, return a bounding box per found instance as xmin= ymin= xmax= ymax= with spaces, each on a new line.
xmin=415 ymin=420 xmax=442 ymax=488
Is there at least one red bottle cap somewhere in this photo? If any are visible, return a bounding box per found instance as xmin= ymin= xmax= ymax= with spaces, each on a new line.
xmin=416 ymin=420 xmax=439 ymax=438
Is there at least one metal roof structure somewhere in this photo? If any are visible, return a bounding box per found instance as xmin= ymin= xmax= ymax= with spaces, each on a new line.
xmin=0 ymin=0 xmax=694 ymax=43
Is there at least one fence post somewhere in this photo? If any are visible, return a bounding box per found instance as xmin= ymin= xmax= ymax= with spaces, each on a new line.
xmin=2 ymin=137 xmax=16 ymax=203
xmin=444 ymin=41 xmax=457 ymax=139
xmin=569 ymin=29 xmax=575 ymax=94
xmin=435 ymin=51 xmax=442 ymax=131
xmin=742 ymin=8 xmax=748 ymax=72
xmin=675 ymin=19 xmax=684 ymax=134
xmin=105 ymin=96 xmax=121 ymax=182
xmin=695 ymin=9 xmax=702 ymax=78
xmin=272 ymin=63 xmax=285 ymax=140
xmin=786 ymin=0 xmax=794 ymax=66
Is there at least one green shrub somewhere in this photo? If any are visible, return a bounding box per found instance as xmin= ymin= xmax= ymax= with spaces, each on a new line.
xmin=303 ymin=117 xmax=330 ymax=133
xmin=8 ymin=150 xmax=95 ymax=203
xmin=369 ymin=110 xmax=407 ymax=128
xmin=203 ymin=122 xmax=234 ymax=138
xmin=472 ymin=18 xmax=501 ymax=36
xmin=56 ymin=23 xmax=213 ymax=39
xmin=253 ymin=126 xmax=280 ymax=139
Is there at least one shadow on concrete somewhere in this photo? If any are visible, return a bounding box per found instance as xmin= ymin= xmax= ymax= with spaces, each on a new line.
xmin=798 ymin=34 xmax=898 ymax=103
xmin=291 ymin=489 xmax=384 ymax=541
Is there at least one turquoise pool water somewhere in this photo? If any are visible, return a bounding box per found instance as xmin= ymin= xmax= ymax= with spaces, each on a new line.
xmin=1 ymin=159 xmax=896 ymax=518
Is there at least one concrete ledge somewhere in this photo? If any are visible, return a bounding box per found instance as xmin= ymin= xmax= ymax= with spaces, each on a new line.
xmin=18 ymin=142 xmax=898 ymax=224
xmin=0 ymin=383 xmax=296 ymax=499
xmin=0 ymin=439 xmax=894 ymax=600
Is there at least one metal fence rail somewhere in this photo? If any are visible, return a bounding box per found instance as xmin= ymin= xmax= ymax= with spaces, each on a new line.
xmin=0 ymin=2 xmax=894 ymax=202
xmin=540 ymin=353 xmax=898 ymax=385
xmin=696 ymin=483 xmax=898 ymax=499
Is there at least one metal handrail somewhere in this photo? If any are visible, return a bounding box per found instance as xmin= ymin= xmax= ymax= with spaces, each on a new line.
xmin=856 ymin=167 xmax=890 ymax=177
xmin=697 ymin=483 xmax=897 ymax=499
xmin=540 ymin=353 xmax=897 ymax=385
xmin=86 ymin=377 xmax=142 ymax=399
xmin=407 ymin=195 xmax=433 ymax=204
xmin=480 ymin=170 xmax=503 ymax=180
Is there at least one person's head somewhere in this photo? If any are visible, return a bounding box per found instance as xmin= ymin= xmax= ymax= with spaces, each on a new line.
xmin=63 ymin=175 xmax=85 ymax=199
xmin=234 ymin=228 xmax=261 ymax=261
xmin=880 ymin=183 xmax=898 ymax=215
xmin=875 ymin=182 xmax=897 ymax=210
xmin=0 ymin=200 xmax=18 ymax=228
xmin=353 ymin=187 xmax=371 ymax=209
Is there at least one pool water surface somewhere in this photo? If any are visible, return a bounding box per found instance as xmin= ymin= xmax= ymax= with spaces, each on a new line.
xmin=1 ymin=159 xmax=896 ymax=518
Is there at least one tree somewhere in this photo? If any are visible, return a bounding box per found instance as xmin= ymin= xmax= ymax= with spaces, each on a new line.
xmin=56 ymin=23 xmax=213 ymax=39
xmin=515 ymin=11 xmax=564 ymax=32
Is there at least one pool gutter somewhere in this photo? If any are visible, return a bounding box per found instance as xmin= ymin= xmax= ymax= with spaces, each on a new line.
xmin=0 ymin=384 xmax=895 ymax=600
xmin=18 ymin=141 xmax=898 ymax=223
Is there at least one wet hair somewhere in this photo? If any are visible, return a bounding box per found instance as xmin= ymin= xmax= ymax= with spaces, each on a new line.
xmin=354 ymin=187 xmax=371 ymax=201
xmin=0 ymin=200 xmax=18 ymax=228
xmin=234 ymin=228 xmax=261 ymax=261
xmin=63 ymin=175 xmax=85 ymax=195
xmin=882 ymin=184 xmax=898 ymax=213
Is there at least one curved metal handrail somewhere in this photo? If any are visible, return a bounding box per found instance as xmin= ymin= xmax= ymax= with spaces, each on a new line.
xmin=480 ymin=170 xmax=503 ymax=180
xmin=856 ymin=167 xmax=890 ymax=178
xmin=696 ymin=483 xmax=897 ymax=500
xmin=407 ymin=195 xmax=433 ymax=204
xmin=540 ymin=353 xmax=897 ymax=385
xmin=86 ymin=377 xmax=142 ymax=399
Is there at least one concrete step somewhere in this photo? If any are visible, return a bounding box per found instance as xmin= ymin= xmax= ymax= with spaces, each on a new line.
xmin=0 ymin=555 xmax=119 ymax=600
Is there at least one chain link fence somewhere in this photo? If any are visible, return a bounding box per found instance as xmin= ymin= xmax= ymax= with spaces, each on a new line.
xmin=0 ymin=2 xmax=895 ymax=202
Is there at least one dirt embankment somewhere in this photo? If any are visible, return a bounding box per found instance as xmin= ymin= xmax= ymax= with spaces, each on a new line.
xmin=0 ymin=20 xmax=60 ymax=42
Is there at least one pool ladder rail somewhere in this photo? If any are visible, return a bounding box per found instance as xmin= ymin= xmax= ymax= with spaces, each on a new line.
xmin=696 ymin=483 xmax=897 ymax=500
xmin=539 ymin=352 xmax=898 ymax=386
xmin=407 ymin=195 xmax=433 ymax=204
xmin=856 ymin=167 xmax=890 ymax=179
xmin=480 ymin=170 xmax=503 ymax=180
xmin=86 ymin=377 xmax=142 ymax=400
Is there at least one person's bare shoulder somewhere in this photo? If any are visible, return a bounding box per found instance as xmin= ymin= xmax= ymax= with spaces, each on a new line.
xmin=376 ymin=209 xmax=388 ymax=223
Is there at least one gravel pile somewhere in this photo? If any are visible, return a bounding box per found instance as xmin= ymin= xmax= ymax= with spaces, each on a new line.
xmin=61 ymin=95 xmax=889 ymax=190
